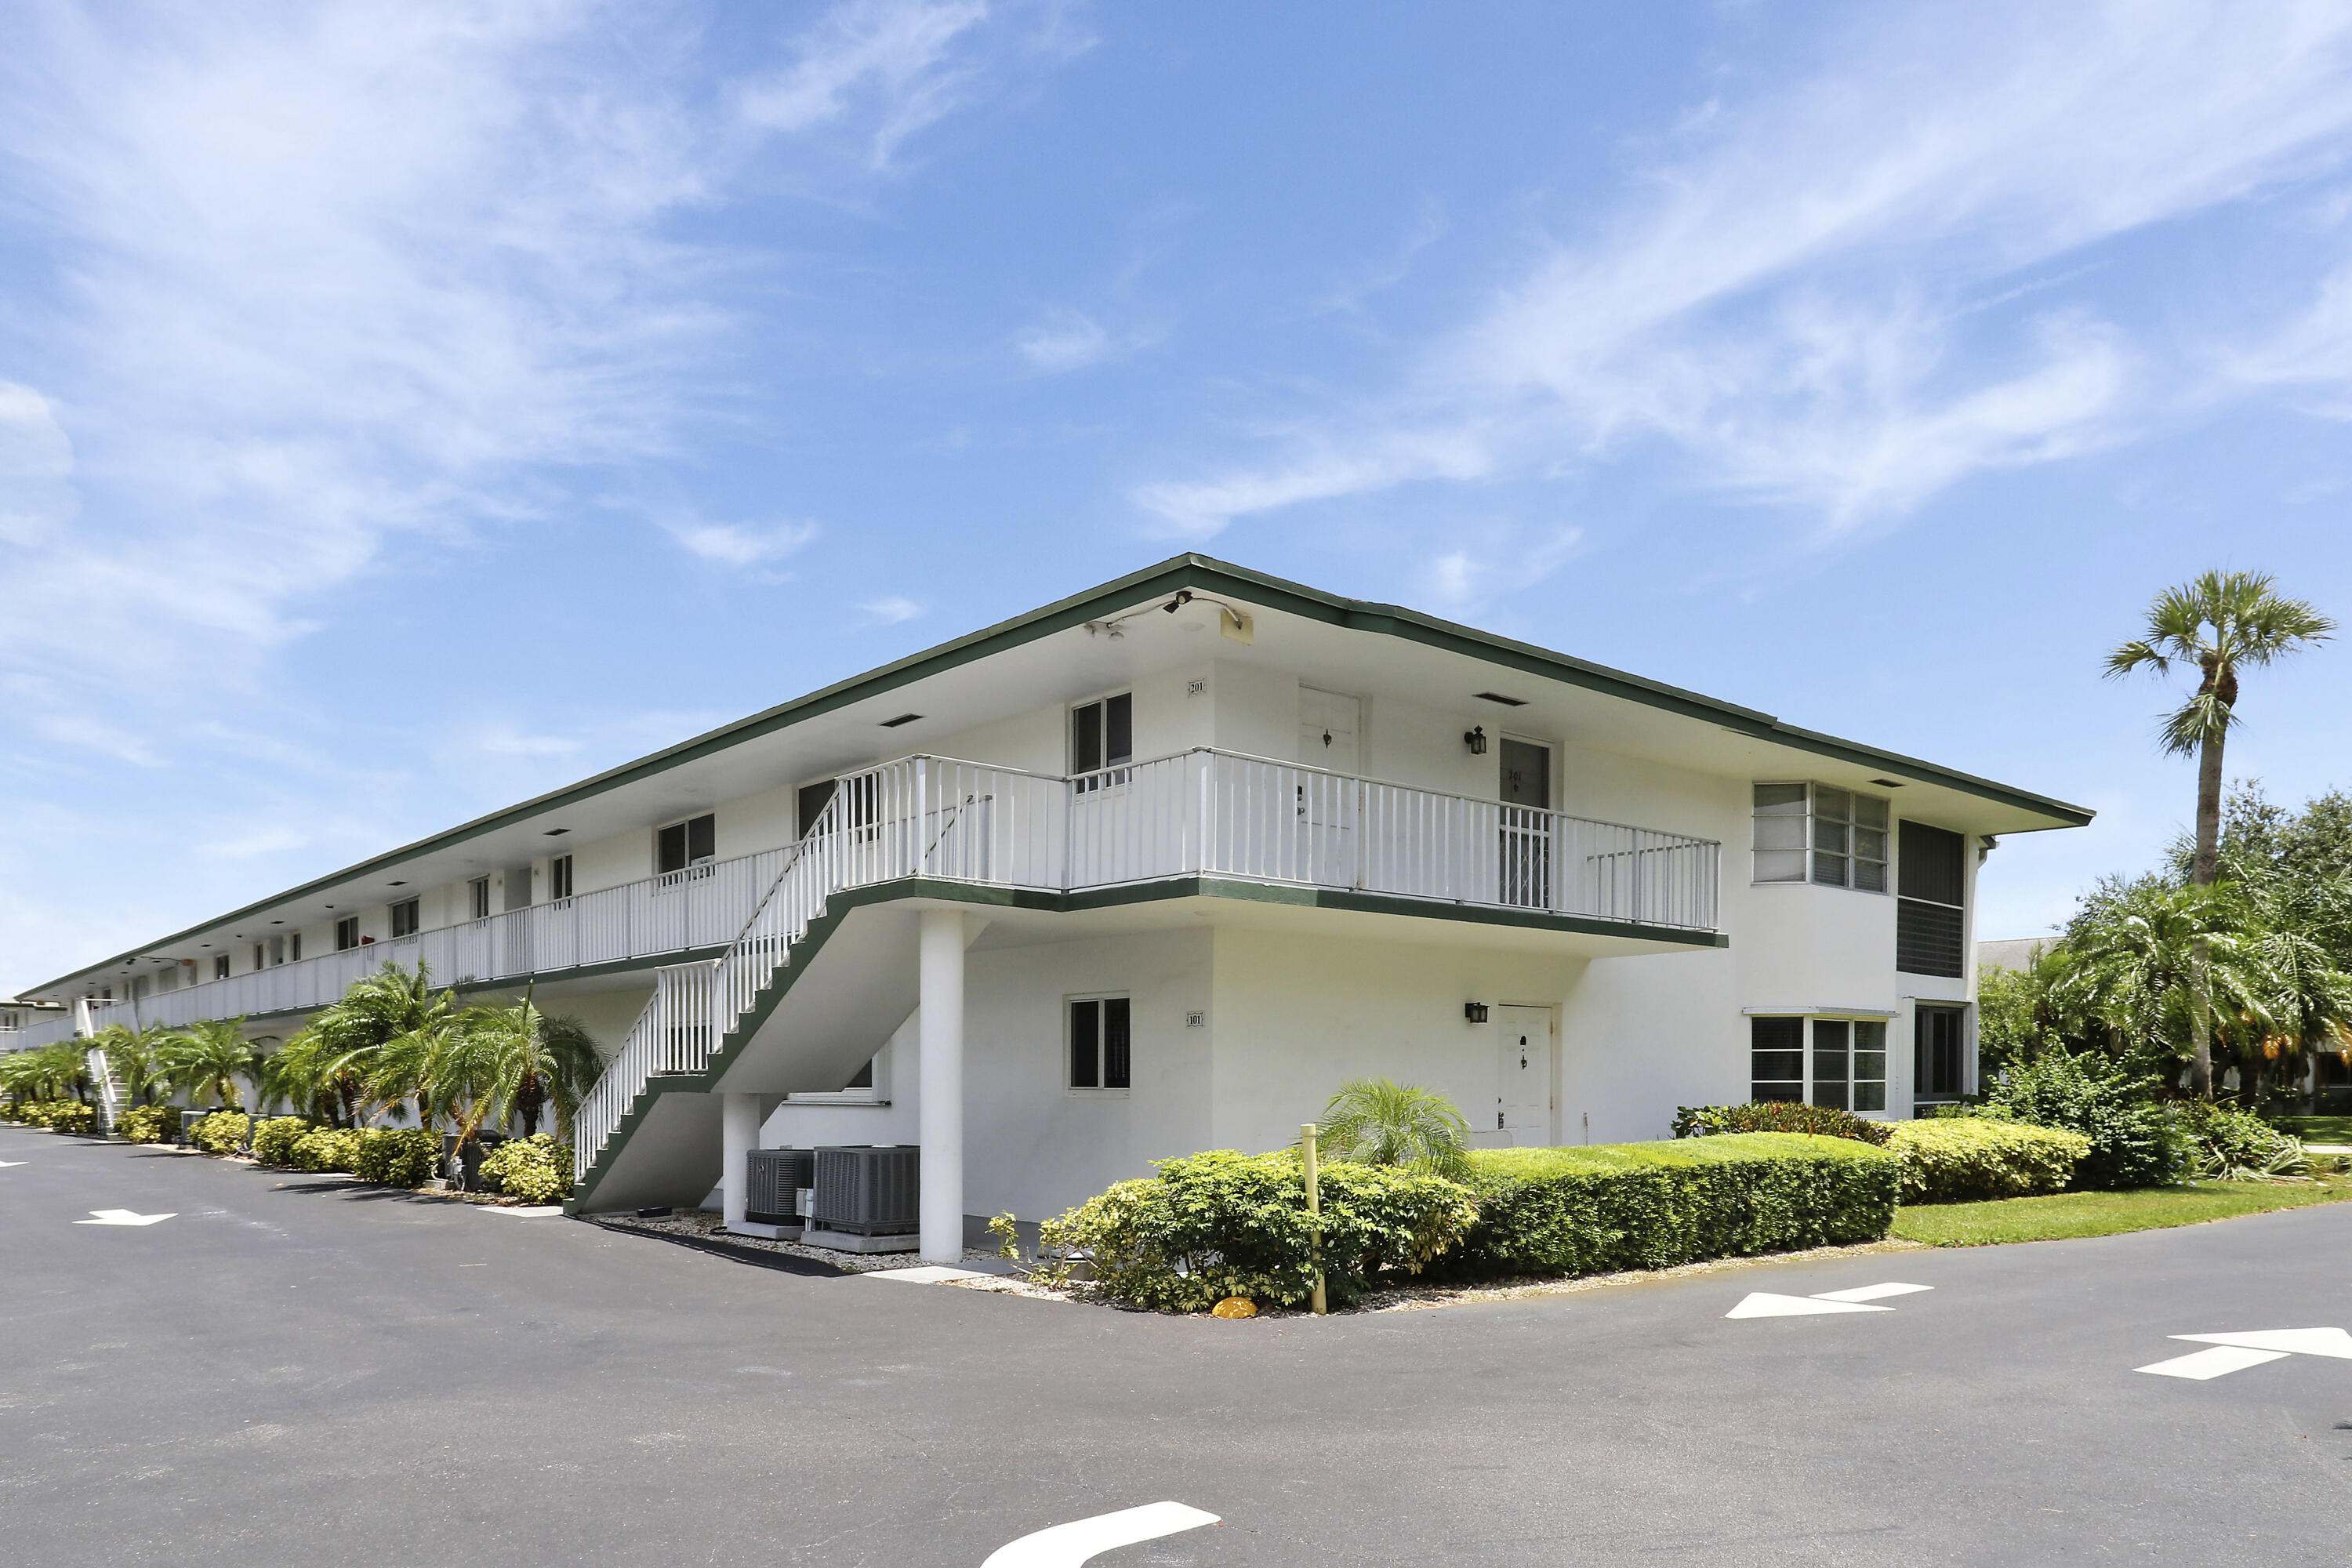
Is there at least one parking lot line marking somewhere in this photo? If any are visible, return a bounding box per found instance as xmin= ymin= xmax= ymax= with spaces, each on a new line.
xmin=1726 ymin=1292 xmax=1893 ymax=1318
xmin=2136 ymin=1345 xmax=2291 ymax=1380
xmin=982 ymin=1501 xmax=1220 ymax=1567
xmin=1812 ymin=1282 xmax=1933 ymax=1303
xmin=2172 ymin=1328 xmax=2352 ymax=1359
xmin=74 ymin=1209 xmax=176 ymax=1227
xmin=0 ymin=1160 xmax=26 ymax=1168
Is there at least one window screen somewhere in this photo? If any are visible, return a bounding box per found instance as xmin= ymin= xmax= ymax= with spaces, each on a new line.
xmin=1811 ymin=1020 xmax=1850 ymax=1110
xmin=470 ymin=877 xmax=492 ymax=920
xmin=1069 ymin=996 xmax=1132 ymax=1090
xmin=336 ymin=916 xmax=361 ymax=952
xmin=1915 ymin=1005 xmax=1967 ymax=1099
xmin=1751 ymin=1017 xmax=1805 ymax=1102
xmin=1897 ymin=823 xmax=1966 ymax=977
xmin=548 ymin=855 xmax=573 ymax=901
xmin=389 ymin=898 xmax=419 ymax=938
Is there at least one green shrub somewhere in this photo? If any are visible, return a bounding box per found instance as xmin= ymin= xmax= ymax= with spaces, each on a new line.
xmin=1887 ymin=1119 xmax=2090 ymax=1203
xmin=8 ymin=1099 xmax=97 ymax=1134
xmin=114 ymin=1105 xmax=181 ymax=1145
xmin=2179 ymin=1102 xmax=2303 ymax=1179
xmin=479 ymin=1133 xmax=573 ymax=1203
xmin=1041 ymin=1149 xmax=1479 ymax=1312
xmin=190 ymin=1110 xmax=249 ymax=1154
xmin=354 ymin=1127 xmax=439 ymax=1189
xmin=1439 ymin=1133 xmax=1899 ymax=1279
xmin=1672 ymin=1102 xmax=1895 ymax=1146
xmin=250 ymin=1116 xmax=319 ymax=1167
xmin=1983 ymin=1051 xmax=2183 ymax=1189
xmin=292 ymin=1127 xmax=364 ymax=1174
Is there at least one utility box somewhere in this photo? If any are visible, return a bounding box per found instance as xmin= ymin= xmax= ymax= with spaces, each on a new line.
xmin=809 ymin=1145 xmax=920 ymax=1236
xmin=745 ymin=1148 xmax=815 ymax=1231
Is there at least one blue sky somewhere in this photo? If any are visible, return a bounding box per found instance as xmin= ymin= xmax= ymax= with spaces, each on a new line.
xmin=5 ymin=0 xmax=2352 ymax=994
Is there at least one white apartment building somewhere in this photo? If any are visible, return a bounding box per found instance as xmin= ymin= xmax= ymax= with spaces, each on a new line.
xmin=16 ymin=557 xmax=2089 ymax=1259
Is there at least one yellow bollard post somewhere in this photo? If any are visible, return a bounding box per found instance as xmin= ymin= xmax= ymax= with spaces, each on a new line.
xmin=1301 ymin=1122 xmax=1327 ymax=1316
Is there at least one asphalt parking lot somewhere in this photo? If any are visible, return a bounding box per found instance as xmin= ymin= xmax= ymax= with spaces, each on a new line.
xmin=5 ymin=1125 xmax=2350 ymax=1567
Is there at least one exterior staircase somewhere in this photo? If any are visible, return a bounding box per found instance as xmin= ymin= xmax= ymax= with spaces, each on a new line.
xmin=571 ymin=764 xmax=996 ymax=1208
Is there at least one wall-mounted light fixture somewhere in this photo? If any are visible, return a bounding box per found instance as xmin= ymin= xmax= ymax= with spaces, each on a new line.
xmin=1464 ymin=1001 xmax=1490 ymax=1024
xmin=1464 ymin=725 xmax=1488 ymax=757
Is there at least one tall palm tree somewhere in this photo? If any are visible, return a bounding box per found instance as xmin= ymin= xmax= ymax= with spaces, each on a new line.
xmin=94 ymin=1023 xmax=174 ymax=1107
xmin=2107 ymin=571 xmax=2333 ymax=1094
xmin=160 ymin=1019 xmax=264 ymax=1110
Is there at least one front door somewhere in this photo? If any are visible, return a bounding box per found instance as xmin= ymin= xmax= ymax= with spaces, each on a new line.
xmin=1494 ymin=1004 xmax=1552 ymax=1146
xmin=1297 ymin=689 xmax=1361 ymax=885
xmin=1497 ymin=738 xmax=1552 ymax=909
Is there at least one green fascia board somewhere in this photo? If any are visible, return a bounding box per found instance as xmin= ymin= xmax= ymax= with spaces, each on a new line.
xmin=42 ymin=551 xmax=2076 ymax=996
xmin=569 ymin=873 xmax=1722 ymax=1207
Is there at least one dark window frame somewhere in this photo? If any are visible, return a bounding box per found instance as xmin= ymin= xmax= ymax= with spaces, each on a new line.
xmin=1069 ymin=995 xmax=1133 ymax=1091
xmin=656 ymin=813 xmax=717 ymax=876
xmin=1071 ymin=692 xmax=1134 ymax=789
xmin=335 ymin=916 xmax=361 ymax=952
xmin=547 ymin=854 xmax=573 ymax=902
xmin=388 ymin=898 xmax=420 ymax=939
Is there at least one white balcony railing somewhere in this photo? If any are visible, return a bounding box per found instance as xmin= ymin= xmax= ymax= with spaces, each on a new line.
xmin=19 ymin=750 xmax=1722 ymax=1148
xmin=568 ymin=750 xmax=1719 ymax=1179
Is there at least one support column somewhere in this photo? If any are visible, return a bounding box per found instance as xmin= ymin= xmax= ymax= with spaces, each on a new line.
xmin=918 ymin=908 xmax=966 ymax=1263
xmin=720 ymin=1092 xmax=762 ymax=1232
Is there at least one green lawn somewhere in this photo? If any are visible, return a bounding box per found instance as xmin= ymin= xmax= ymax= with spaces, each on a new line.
xmin=2270 ymin=1115 xmax=2352 ymax=1144
xmin=1892 ymin=1176 xmax=2352 ymax=1247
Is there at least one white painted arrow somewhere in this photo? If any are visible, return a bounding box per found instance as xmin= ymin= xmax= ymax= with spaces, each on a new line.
xmin=0 ymin=1160 xmax=26 ymax=1168
xmin=1727 ymin=1292 xmax=1892 ymax=1319
xmin=2139 ymin=1327 xmax=2352 ymax=1379
xmin=2173 ymin=1328 xmax=2352 ymax=1359
xmin=982 ymin=1502 xmax=1220 ymax=1567
xmin=74 ymin=1209 xmax=175 ymax=1226
xmin=1727 ymin=1283 xmax=1932 ymax=1319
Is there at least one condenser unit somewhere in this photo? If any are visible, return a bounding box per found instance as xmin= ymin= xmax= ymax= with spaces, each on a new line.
xmin=744 ymin=1148 xmax=814 ymax=1229
xmin=809 ymin=1145 xmax=920 ymax=1236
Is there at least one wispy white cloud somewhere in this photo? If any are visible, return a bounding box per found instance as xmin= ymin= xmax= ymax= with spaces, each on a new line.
xmin=660 ymin=516 xmax=822 ymax=568
xmin=0 ymin=0 xmax=1067 ymax=753
xmin=1138 ymin=1 xmax=2352 ymax=543
xmin=2221 ymin=260 xmax=2352 ymax=416
xmin=858 ymin=595 xmax=926 ymax=623
xmin=1014 ymin=307 xmax=1159 ymax=372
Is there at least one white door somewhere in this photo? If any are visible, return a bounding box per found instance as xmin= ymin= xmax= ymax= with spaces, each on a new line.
xmin=1494 ymin=1005 xmax=1552 ymax=1146
xmin=1296 ymin=690 xmax=1361 ymax=884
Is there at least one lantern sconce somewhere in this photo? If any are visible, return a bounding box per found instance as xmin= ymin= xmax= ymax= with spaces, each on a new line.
xmin=1464 ymin=1001 xmax=1490 ymax=1024
xmin=1464 ymin=725 xmax=1488 ymax=756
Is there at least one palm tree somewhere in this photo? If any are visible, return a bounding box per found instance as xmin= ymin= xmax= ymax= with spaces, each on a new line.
xmin=435 ymin=996 xmax=602 ymax=1145
xmin=2107 ymin=571 xmax=2333 ymax=1094
xmin=160 ymin=1019 xmax=263 ymax=1110
xmin=274 ymin=961 xmax=450 ymax=1127
xmin=1310 ymin=1077 xmax=1474 ymax=1180
xmin=2054 ymin=880 xmax=2278 ymax=1084
xmin=94 ymin=1023 xmax=174 ymax=1106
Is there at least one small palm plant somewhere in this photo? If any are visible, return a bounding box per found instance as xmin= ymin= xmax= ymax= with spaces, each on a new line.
xmin=1311 ymin=1077 xmax=1475 ymax=1180
xmin=438 ymin=994 xmax=602 ymax=1145
xmin=161 ymin=1019 xmax=264 ymax=1110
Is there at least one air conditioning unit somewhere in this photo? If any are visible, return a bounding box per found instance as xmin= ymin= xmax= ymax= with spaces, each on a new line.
xmin=744 ymin=1148 xmax=814 ymax=1229
xmin=809 ymin=1145 xmax=920 ymax=1236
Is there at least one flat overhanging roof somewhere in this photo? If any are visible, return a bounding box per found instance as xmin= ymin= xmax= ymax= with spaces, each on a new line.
xmin=28 ymin=554 xmax=2089 ymax=997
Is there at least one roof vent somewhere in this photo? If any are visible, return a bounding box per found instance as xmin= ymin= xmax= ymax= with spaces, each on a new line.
xmin=1870 ymin=778 xmax=1904 ymax=789
xmin=880 ymin=713 xmax=923 ymax=728
xmin=1474 ymin=691 xmax=1527 ymax=706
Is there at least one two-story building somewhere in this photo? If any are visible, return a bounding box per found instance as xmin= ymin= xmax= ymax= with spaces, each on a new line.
xmin=16 ymin=556 xmax=2089 ymax=1260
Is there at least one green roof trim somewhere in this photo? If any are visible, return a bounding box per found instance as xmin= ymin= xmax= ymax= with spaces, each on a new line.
xmin=34 ymin=553 xmax=2082 ymax=995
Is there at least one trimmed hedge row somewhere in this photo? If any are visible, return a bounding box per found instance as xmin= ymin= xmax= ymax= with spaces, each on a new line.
xmin=1672 ymin=1102 xmax=1894 ymax=1146
xmin=1044 ymin=1133 xmax=1900 ymax=1312
xmin=2 ymin=1099 xmax=99 ymax=1135
xmin=1886 ymin=1119 xmax=2089 ymax=1203
xmin=1439 ymin=1134 xmax=1899 ymax=1279
xmin=1041 ymin=1149 xmax=1479 ymax=1312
